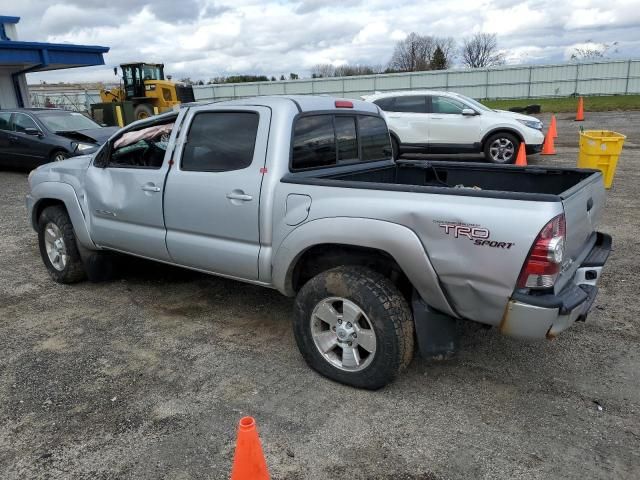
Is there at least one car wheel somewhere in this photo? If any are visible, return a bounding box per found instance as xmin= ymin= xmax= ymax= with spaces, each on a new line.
xmin=293 ymin=266 xmax=414 ymax=389
xmin=484 ymin=132 xmax=519 ymax=164
xmin=51 ymin=150 xmax=68 ymax=162
xmin=38 ymin=206 xmax=86 ymax=284
xmin=134 ymin=103 xmax=154 ymax=120
xmin=391 ymin=136 xmax=401 ymax=160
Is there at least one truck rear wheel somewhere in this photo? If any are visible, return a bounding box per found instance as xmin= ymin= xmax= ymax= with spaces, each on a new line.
xmin=37 ymin=206 xmax=86 ymax=284
xmin=293 ymin=266 xmax=414 ymax=389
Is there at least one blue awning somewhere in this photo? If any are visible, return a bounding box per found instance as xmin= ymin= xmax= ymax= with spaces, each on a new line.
xmin=0 ymin=40 xmax=110 ymax=73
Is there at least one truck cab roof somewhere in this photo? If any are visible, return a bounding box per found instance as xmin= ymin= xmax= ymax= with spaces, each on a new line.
xmin=192 ymin=95 xmax=381 ymax=115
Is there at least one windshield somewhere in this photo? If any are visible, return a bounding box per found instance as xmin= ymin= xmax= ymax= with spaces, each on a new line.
xmin=142 ymin=65 xmax=162 ymax=80
xmin=452 ymin=93 xmax=492 ymax=112
xmin=36 ymin=111 xmax=102 ymax=132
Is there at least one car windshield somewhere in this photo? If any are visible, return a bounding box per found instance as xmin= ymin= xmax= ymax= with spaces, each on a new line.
xmin=35 ymin=111 xmax=101 ymax=132
xmin=452 ymin=93 xmax=492 ymax=112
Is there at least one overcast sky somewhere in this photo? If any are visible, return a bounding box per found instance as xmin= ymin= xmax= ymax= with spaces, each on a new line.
xmin=8 ymin=0 xmax=640 ymax=83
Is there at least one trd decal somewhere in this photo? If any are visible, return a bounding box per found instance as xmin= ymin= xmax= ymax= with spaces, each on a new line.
xmin=434 ymin=220 xmax=514 ymax=249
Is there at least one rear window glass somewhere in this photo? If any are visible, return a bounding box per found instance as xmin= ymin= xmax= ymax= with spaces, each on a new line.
xmin=359 ymin=116 xmax=391 ymax=161
xmin=291 ymin=114 xmax=391 ymax=171
xmin=335 ymin=116 xmax=358 ymax=162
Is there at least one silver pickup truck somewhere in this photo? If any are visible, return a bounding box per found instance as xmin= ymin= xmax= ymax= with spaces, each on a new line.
xmin=26 ymin=96 xmax=611 ymax=389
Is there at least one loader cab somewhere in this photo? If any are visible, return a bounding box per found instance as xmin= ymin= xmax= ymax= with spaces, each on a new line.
xmin=121 ymin=63 xmax=165 ymax=99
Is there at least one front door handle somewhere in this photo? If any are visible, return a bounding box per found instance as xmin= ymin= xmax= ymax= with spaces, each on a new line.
xmin=226 ymin=191 xmax=253 ymax=202
xmin=141 ymin=184 xmax=161 ymax=192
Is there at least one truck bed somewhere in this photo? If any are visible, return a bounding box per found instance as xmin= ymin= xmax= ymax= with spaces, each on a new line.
xmin=284 ymin=160 xmax=601 ymax=201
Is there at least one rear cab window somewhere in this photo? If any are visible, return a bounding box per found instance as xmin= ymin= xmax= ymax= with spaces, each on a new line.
xmin=291 ymin=113 xmax=390 ymax=171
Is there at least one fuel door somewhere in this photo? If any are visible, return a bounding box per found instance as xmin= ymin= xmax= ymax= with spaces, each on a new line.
xmin=285 ymin=194 xmax=312 ymax=226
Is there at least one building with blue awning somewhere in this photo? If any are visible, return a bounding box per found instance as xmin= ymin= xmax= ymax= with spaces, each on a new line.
xmin=0 ymin=15 xmax=109 ymax=108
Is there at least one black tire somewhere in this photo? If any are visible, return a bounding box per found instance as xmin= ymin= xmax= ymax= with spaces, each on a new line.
xmin=38 ymin=206 xmax=86 ymax=284
xmin=483 ymin=132 xmax=520 ymax=164
xmin=50 ymin=150 xmax=68 ymax=163
xmin=134 ymin=103 xmax=154 ymax=120
xmin=391 ymin=136 xmax=401 ymax=160
xmin=293 ymin=266 xmax=414 ymax=389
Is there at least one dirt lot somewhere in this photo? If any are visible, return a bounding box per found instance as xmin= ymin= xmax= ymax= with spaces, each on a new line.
xmin=1 ymin=111 xmax=639 ymax=479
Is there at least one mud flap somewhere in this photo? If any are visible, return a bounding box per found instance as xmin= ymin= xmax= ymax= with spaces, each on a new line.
xmin=75 ymin=240 xmax=116 ymax=282
xmin=412 ymin=292 xmax=460 ymax=358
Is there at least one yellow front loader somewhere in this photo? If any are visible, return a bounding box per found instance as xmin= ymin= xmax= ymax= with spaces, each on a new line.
xmin=99 ymin=63 xmax=195 ymax=121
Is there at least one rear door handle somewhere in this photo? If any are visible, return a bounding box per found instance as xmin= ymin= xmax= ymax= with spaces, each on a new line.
xmin=141 ymin=184 xmax=161 ymax=192
xmin=226 ymin=191 xmax=253 ymax=202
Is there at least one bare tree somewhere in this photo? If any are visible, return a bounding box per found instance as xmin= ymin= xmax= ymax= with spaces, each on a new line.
xmin=570 ymin=41 xmax=619 ymax=61
xmin=460 ymin=33 xmax=505 ymax=68
xmin=334 ymin=64 xmax=379 ymax=76
xmin=388 ymin=33 xmax=436 ymax=72
xmin=310 ymin=64 xmax=336 ymax=78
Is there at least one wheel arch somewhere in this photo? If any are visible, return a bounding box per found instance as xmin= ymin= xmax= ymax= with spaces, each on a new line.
xmin=272 ymin=217 xmax=457 ymax=317
xmin=30 ymin=182 xmax=96 ymax=249
xmin=481 ymin=127 xmax=524 ymax=148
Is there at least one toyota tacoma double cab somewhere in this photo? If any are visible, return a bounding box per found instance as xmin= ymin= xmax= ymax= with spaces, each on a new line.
xmin=26 ymin=95 xmax=611 ymax=389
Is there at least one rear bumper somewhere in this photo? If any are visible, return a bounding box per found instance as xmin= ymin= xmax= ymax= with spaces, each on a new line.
xmin=500 ymin=232 xmax=611 ymax=340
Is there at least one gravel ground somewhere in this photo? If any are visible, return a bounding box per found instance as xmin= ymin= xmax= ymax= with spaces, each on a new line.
xmin=1 ymin=111 xmax=639 ymax=479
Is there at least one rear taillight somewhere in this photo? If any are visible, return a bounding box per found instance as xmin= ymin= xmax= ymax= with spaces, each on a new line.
xmin=517 ymin=214 xmax=566 ymax=289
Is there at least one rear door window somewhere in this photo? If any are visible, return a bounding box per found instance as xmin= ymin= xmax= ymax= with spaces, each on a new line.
xmin=387 ymin=96 xmax=427 ymax=113
xmin=0 ymin=112 xmax=12 ymax=131
xmin=292 ymin=115 xmax=336 ymax=170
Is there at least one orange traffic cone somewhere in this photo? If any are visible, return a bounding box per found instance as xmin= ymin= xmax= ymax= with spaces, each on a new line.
xmin=515 ymin=142 xmax=527 ymax=166
xmin=231 ymin=417 xmax=270 ymax=480
xmin=549 ymin=114 xmax=558 ymax=138
xmin=575 ymin=97 xmax=584 ymax=121
xmin=540 ymin=132 xmax=556 ymax=155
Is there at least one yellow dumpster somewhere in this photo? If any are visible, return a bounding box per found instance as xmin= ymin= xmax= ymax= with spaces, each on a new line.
xmin=578 ymin=130 xmax=626 ymax=189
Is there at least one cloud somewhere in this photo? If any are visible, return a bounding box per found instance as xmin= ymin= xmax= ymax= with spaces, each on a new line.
xmin=3 ymin=0 xmax=637 ymax=84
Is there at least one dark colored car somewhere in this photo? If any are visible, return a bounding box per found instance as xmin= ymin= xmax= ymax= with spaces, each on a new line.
xmin=0 ymin=108 xmax=118 ymax=169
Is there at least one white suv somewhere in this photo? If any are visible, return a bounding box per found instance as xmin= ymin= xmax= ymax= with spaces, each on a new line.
xmin=362 ymin=90 xmax=545 ymax=163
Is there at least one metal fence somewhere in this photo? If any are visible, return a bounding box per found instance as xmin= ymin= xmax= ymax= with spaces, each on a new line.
xmin=29 ymin=90 xmax=101 ymax=112
xmin=192 ymin=59 xmax=640 ymax=102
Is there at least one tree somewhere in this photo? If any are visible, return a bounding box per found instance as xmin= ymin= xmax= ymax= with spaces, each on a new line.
xmin=388 ymin=33 xmax=435 ymax=71
xmin=431 ymin=46 xmax=447 ymax=70
xmin=570 ymin=41 xmax=619 ymax=61
xmin=289 ymin=73 xmax=299 ymax=80
xmin=270 ymin=76 xmax=276 ymax=81
xmin=460 ymin=33 xmax=505 ymax=68
xmin=280 ymin=75 xmax=285 ymax=81
xmin=179 ymin=77 xmax=193 ymax=85
xmin=310 ymin=64 xmax=336 ymax=78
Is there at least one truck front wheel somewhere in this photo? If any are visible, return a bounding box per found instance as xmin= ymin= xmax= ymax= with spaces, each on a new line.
xmin=37 ymin=206 xmax=86 ymax=284
xmin=293 ymin=266 xmax=414 ymax=389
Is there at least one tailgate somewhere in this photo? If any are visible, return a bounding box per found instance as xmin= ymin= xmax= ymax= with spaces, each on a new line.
xmin=557 ymin=171 xmax=606 ymax=291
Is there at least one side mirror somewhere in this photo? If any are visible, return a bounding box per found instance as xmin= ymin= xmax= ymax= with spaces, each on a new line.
xmin=461 ymin=108 xmax=477 ymax=116
xmin=24 ymin=127 xmax=42 ymax=136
